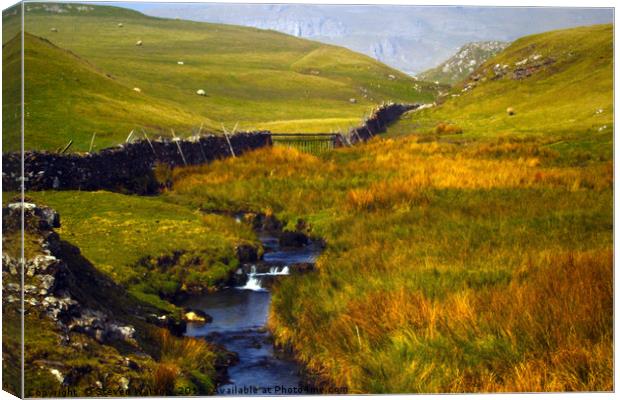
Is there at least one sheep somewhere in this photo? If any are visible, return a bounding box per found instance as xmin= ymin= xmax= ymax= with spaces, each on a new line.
xmin=196 ymin=89 xmax=206 ymax=96
xmin=506 ymin=107 xmax=515 ymax=116
xmin=349 ymin=98 xmax=357 ymax=104
xmin=177 ymin=61 xmax=184 ymax=65
xmin=133 ymin=87 xmax=141 ymax=93
xmin=118 ymin=23 xmax=123 ymax=27
xmin=50 ymin=27 xmax=58 ymax=32
xmin=135 ymin=40 xmax=143 ymax=46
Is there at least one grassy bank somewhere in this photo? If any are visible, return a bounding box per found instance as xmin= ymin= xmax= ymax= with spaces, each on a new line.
xmin=28 ymin=190 xmax=257 ymax=313
xmin=167 ymin=136 xmax=612 ymax=392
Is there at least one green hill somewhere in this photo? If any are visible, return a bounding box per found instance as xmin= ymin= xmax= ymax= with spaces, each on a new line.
xmin=389 ymin=24 xmax=613 ymax=161
xmin=3 ymin=3 xmax=438 ymax=152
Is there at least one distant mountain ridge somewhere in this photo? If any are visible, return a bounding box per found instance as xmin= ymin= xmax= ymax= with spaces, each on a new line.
xmin=418 ymin=41 xmax=510 ymax=84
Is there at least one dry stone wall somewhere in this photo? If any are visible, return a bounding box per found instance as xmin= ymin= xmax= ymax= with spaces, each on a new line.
xmin=2 ymin=132 xmax=271 ymax=194
xmin=346 ymin=103 xmax=419 ymax=145
xmin=3 ymin=103 xmax=415 ymax=194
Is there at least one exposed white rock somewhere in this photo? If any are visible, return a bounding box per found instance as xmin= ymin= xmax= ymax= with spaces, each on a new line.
xmin=49 ymin=368 xmax=64 ymax=384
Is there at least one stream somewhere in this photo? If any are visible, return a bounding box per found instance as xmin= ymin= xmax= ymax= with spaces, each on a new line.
xmin=182 ymin=232 xmax=322 ymax=396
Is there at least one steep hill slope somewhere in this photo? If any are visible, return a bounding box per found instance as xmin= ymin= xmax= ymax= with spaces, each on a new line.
xmin=390 ymin=24 xmax=613 ymax=161
xmin=6 ymin=33 xmax=215 ymax=152
xmin=4 ymin=3 xmax=438 ymax=152
xmin=418 ymin=41 xmax=509 ymax=84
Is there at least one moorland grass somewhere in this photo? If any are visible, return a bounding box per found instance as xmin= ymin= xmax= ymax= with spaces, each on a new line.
xmin=167 ymin=135 xmax=612 ymax=392
xmin=9 ymin=22 xmax=613 ymax=394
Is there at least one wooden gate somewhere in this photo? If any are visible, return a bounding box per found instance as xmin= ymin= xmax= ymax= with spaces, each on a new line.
xmin=271 ymin=133 xmax=341 ymax=155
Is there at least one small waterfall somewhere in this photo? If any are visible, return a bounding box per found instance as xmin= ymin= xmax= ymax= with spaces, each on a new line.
xmin=264 ymin=266 xmax=289 ymax=275
xmin=238 ymin=274 xmax=265 ymax=291
xmin=236 ymin=265 xmax=265 ymax=291
xmin=236 ymin=265 xmax=290 ymax=291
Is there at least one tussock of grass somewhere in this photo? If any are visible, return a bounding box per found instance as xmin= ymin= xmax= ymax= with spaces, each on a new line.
xmin=149 ymin=329 xmax=217 ymax=394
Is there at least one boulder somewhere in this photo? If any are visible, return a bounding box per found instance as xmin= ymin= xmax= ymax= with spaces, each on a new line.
xmin=235 ymin=244 xmax=259 ymax=263
xmin=279 ymin=231 xmax=309 ymax=248
xmin=183 ymin=309 xmax=212 ymax=324
xmin=35 ymin=205 xmax=60 ymax=229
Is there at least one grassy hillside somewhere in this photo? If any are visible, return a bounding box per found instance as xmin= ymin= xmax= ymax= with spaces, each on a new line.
xmin=163 ymin=24 xmax=613 ymax=392
xmin=3 ymin=2 xmax=437 ymax=152
xmin=14 ymin=33 xmax=215 ymax=152
xmin=390 ymin=24 xmax=613 ymax=163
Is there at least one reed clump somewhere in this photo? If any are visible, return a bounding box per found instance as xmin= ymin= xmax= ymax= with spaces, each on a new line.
xmin=148 ymin=328 xmax=217 ymax=394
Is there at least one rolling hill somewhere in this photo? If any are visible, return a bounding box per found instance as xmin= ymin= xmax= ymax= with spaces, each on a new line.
xmin=389 ymin=24 xmax=613 ymax=161
xmin=3 ymin=2 xmax=438 ymax=152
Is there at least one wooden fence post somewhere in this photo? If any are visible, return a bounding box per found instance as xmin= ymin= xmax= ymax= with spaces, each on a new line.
xmin=88 ymin=132 xmax=96 ymax=153
xmin=141 ymin=128 xmax=157 ymax=157
xmin=60 ymin=140 xmax=73 ymax=154
xmin=221 ymin=124 xmax=236 ymax=158
xmin=171 ymin=129 xmax=188 ymax=166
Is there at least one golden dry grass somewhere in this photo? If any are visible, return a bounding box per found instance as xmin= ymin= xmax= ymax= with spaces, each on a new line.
xmin=167 ymin=132 xmax=612 ymax=393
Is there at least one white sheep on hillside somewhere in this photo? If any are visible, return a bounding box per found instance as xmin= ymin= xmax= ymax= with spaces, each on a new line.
xmin=196 ymin=89 xmax=206 ymax=96
xmin=135 ymin=40 xmax=143 ymax=46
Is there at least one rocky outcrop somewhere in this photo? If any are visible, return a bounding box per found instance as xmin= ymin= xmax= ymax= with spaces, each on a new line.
xmin=418 ymin=41 xmax=509 ymax=85
xmin=2 ymin=203 xmax=137 ymax=346
xmin=2 ymin=132 xmax=271 ymax=194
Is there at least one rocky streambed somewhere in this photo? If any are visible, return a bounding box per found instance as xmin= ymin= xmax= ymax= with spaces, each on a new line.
xmin=181 ymin=216 xmax=323 ymax=395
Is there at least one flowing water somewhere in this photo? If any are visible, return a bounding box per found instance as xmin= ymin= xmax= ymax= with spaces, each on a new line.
xmin=182 ymin=234 xmax=322 ymax=396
